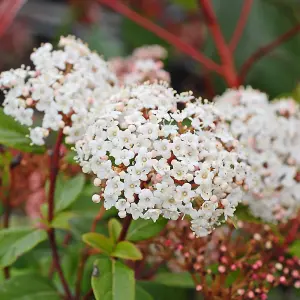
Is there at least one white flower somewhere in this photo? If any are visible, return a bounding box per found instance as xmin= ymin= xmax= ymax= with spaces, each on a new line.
xmin=172 ymin=137 xmax=185 ymax=157
xmin=153 ymin=139 xmax=171 ymax=159
xmin=107 ymin=125 xmax=120 ymax=141
xmin=132 ymin=135 xmax=152 ymax=152
xmin=138 ymin=123 xmax=159 ymax=140
xmin=112 ymin=149 xmax=134 ymax=166
xmin=153 ymin=158 xmax=170 ymax=175
xmin=175 ymin=183 xmax=195 ymax=203
xmin=194 ymin=163 xmax=214 ymax=186
xmin=29 ymin=127 xmax=48 ymax=146
xmin=105 ymin=177 xmax=124 ymax=196
xmin=144 ymin=209 xmax=161 ymax=222
xmin=115 ymin=199 xmax=130 ymax=211
xmin=127 ymin=203 xmax=143 ymax=220
xmin=15 ymin=107 xmax=34 ymax=126
xmin=127 ymin=163 xmax=149 ymax=181
xmin=124 ymin=175 xmax=141 ymax=198
xmin=42 ymin=110 xmax=63 ymax=131
xmin=135 ymin=147 xmax=153 ymax=167
xmin=196 ymin=184 xmax=213 ymax=201
xmin=170 ymin=160 xmax=188 ymax=180
xmin=118 ymin=129 xmax=135 ymax=149
xmin=90 ymin=158 xmax=113 ymax=180
xmin=89 ymin=140 xmax=112 ymax=156
xmin=139 ymin=189 xmax=158 ymax=209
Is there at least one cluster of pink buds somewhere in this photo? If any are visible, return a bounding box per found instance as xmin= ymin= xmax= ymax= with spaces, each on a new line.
xmin=139 ymin=218 xmax=300 ymax=299
xmin=109 ymin=45 xmax=170 ymax=85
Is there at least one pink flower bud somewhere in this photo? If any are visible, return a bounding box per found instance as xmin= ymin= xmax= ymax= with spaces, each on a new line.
xmin=196 ymin=285 xmax=202 ymax=291
xmin=218 ymin=265 xmax=226 ymax=273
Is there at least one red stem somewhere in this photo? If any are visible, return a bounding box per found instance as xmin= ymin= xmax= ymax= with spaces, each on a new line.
xmin=202 ymin=68 xmax=215 ymax=98
xmin=229 ymin=0 xmax=253 ymax=52
xmin=0 ymin=0 xmax=26 ymax=38
xmin=199 ymin=0 xmax=239 ymax=87
xmin=97 ymin=0 xmax=222 ymax=74
xmin=48 ymin=129 xmax=63 ymax=223
xmin=118 ymin=214 xmax=132 ymax=242
xmin=283 ymin=216 xmax=300 ymax=248
xmin=3 ymin=191 xmax=11 ymax=279
xmin=2 ymin=164 xmax=15 ymax=279
xmin=83 ymin=288 xmax=93 ymax=300
xmin=48 ymin=231 xmax=72 ymax=299
xmin=3 ymin=198 xmax=11 ymax=229
xmin=47 ymin=129 xmax=72 ymax=299
xmin=239 ymin=23 xmax=300 ymax=83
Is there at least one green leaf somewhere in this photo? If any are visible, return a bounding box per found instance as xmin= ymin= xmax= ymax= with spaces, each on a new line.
xmin=82 ymin=233 xmax=114 ymax=255
xmin=0 ymin=108 xmax=45 ymax=153
xmin=235 ymin=205 xmax=283 ymax=241
xmin=58 ymin=245 xmax=82 ymax=288
xmin=51 ymin=211 xmax=77 ymax=230
xmin=138 ymin=281 xmax=190 ymax=300
xmin=122 ymin=19 xmax=170 ymax=51
xmin=127 ymin=218 xmax=167 ymax=242
xmin=265 ymin=0 xmax=300 ymax=9
xmin=206 ymin=263 xmax=219 ymax=274
xmin=0 ymin=274 xmax=60 ymax=300
xmin=171 ymin=0 xmax=197 ymax=10
xmin=64 ymin=150 xmax=77 ymax=165
xmin=55 ymin=174 xmax=85 ymax=213
xmin=225 ymin=270 xmax=241 ymax=287
xmin=235 ymin=204 xmax=264 ymax=224
xmin=87 ymin=26 xmax=125 ymax=58
xmin=108 ymin=219 xmax=122 ymax=243
xmin=111 ymin=241 xmax=143 ymax=261
xmin=91 ymin=258 xmax=135 ymax=300
xmin=0 ymin=228 xmax=32 ymax=256
xmin=136 ymin=285 xmax=154 ymax=300
xmin=288 ymin=240 xmax=300 ymax=257
xmin=153 ymin=272 xmax=194 ymax=288
xmin=0 ymin=228 xmax=47 ymax=268
xmin=229 ymin=216 xmax=239 ymax=229
xmin=292 ymin=83 xmax=300 ymax=103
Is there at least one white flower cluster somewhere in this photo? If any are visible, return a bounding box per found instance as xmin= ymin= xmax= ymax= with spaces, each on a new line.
xmin=74 ymin=82 xmax=250 ymax=237
xmin=0 ymin=36 xmax=117 ymax=145
xmin=214 ymin=87 xmax=300 ymax=223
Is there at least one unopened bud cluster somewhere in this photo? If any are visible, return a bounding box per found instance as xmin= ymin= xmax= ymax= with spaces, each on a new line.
xmin=109 ymin=45 xmax=170 ymax=85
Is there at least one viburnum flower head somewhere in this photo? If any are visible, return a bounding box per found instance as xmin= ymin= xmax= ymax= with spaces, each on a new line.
xmin=74 ymin=83 xmax=251 ymax=237
xmin=0 ymin=35 xmax=118 ymax=146
xmin=214 ymin=87 xmax=300 ymax=223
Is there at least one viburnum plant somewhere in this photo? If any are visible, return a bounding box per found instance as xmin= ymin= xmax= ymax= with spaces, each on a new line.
xmin=1 ymin=1 xmax=300 ymax=300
